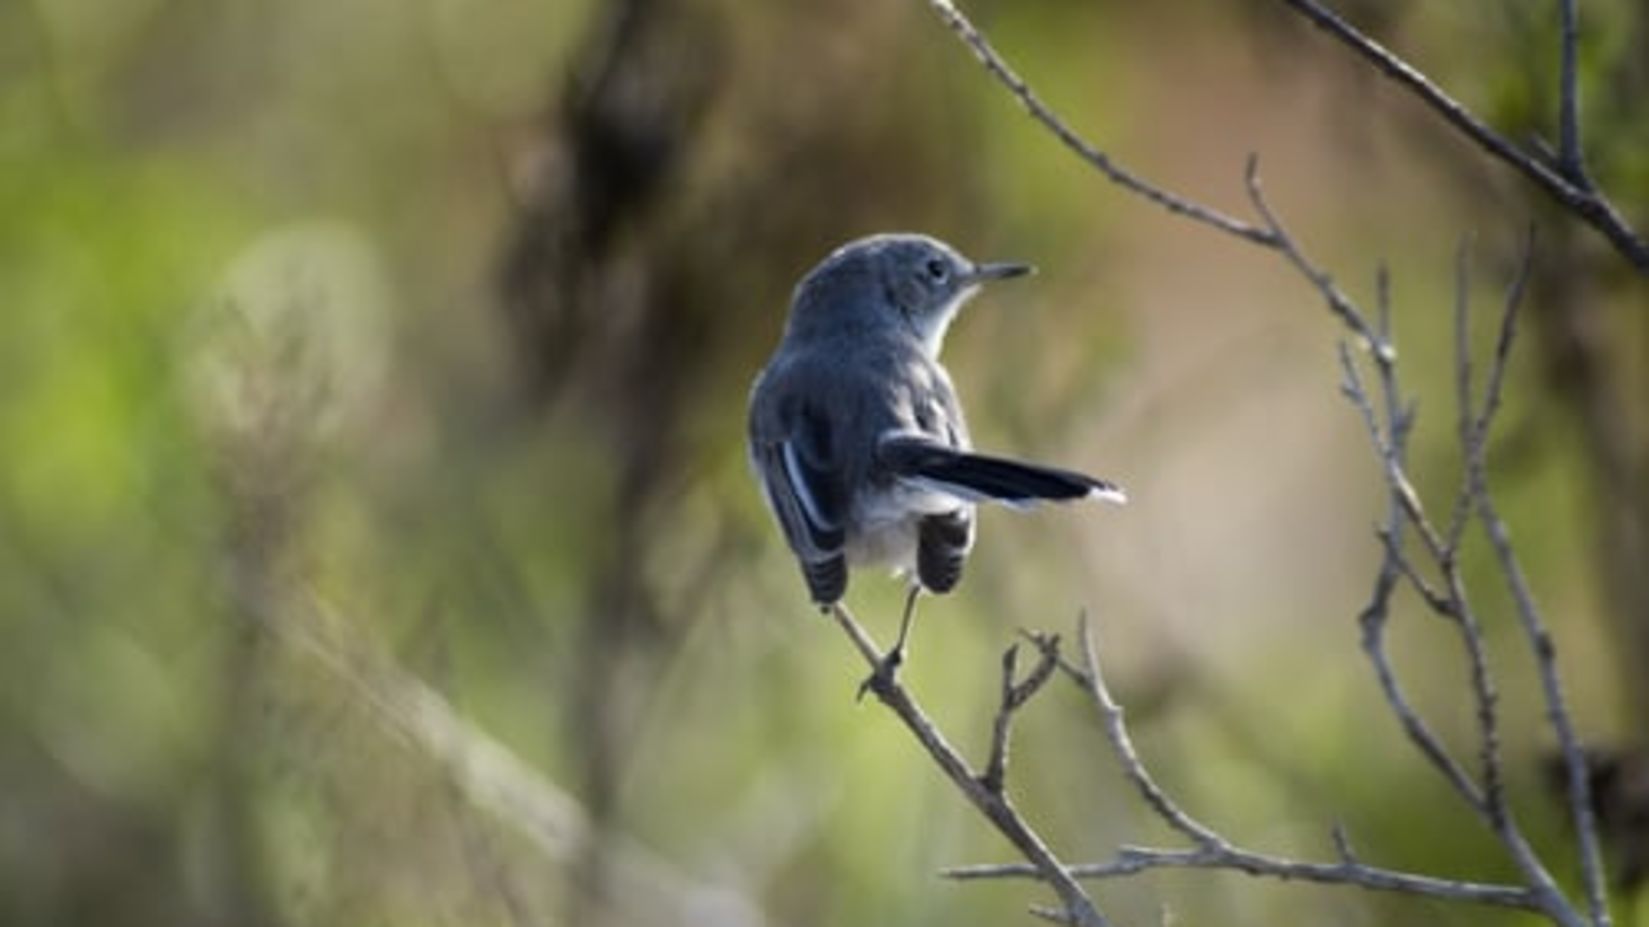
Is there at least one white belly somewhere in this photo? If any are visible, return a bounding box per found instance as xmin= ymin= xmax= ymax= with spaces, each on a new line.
xmin=845 ymin=483 xmax=965 ymax=575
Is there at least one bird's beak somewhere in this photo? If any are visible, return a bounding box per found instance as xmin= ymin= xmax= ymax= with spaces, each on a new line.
xmin=970 ymin=261 xmax=1035 ymax=282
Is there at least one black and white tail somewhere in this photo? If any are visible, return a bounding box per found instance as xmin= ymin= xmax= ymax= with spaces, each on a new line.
xmin=879 ymin=434 xmax=1126 ymax=508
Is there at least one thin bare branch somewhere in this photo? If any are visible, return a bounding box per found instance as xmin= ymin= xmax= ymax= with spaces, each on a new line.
xmin=1435 ymin=253 xmax=1515 ymax=839
xmin=1372 ymin=265 xmax=1413 ymax=449
xmin=1012 ymin=632 xmax=1062 ymax=704
xmin=1331 ymin=823 xmax=1356 ymax=865
xmin=1473 ymin=229 xmax=1537 ymax=447
xmin=1355 ymin=545 xmax=1488 ymax=812
xmin=1320 ymin=241 xmax=1591 ymax=927
xmin=983 ymin=636 xmax=1061 ymax=795
xmin=1246 ymin=160 xmax=1389 ymax=356
xmin=1073 ymin=614 xmax=1225 ymax=850
xmin=970 ymin=616 xmax=1547 ymax=913
xmin=920 ymin=0 xmax=1277 ymax=246
xmin=1376 ymin=526 xmax=1452 ymax=616
xmin=1275 ymin=0 xmax=1648 ymax=272
xmin=1337 ymin=343 xmax=1444 ymax=559
xmin=945 ymin=846 xmax=1541 ymax=911
xmin=1449 ymin=572 xmax=1512 ymax=828
xmin=830 ymin=604 xmax=1110 ymax=927
xmin=1556 ymin=0 xmax=1586 ymax=182
xmin=983 ymin=644 xmax=1024 ymax=796
xmin=1476 ymin=490 xmax=1611 ymax=927
xmin=1462 ymin=256 xmax=1612 ymax=927
xmin=1343 ymin=250 xmax=1579 ymax=925
xmin=1446 ymin=238 xmax=1478 ymax=554
xmin=967 ymin=601 xmax=1590 ymax=925
xmin=1338 ymin=343 xmax=1392 ymax=459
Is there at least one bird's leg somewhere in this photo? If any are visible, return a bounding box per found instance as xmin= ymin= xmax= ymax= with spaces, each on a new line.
xmin=858 ymin=584 xmax=922 ymax=700
xmin=890 ymin=582 xmax=921 ymax=660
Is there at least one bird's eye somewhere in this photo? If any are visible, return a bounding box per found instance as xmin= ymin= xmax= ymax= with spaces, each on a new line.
xmin=925 ymin=258 xmax=949 ymax=281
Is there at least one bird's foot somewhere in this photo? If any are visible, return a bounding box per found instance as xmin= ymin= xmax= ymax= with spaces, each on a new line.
xmin=856 ymin=646 xmax=904 ymax=702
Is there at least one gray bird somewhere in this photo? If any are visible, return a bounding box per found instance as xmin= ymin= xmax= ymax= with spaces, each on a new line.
xmin=747 ymin=233 xmax=1125 ymax=668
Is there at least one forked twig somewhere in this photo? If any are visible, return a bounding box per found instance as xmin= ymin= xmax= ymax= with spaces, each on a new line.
xmin=983 ymin=635 xmax=1061 ymax=795
xmin=947 ymin=614 xmax=1542 ymax=912
xmin=829 ymin=604 xmax=1109 ymax=927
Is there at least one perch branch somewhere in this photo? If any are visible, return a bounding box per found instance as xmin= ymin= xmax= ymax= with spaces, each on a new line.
xmin=830 ymin=604 xmax=1109 ymax=927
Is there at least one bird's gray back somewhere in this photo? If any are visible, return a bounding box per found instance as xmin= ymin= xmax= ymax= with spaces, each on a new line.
xmin=752 ymin=331 xmax=967 ymax=467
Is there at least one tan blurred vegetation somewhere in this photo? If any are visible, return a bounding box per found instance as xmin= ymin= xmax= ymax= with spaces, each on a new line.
xmin=2 ymin=0 xmax=1646 ymax=925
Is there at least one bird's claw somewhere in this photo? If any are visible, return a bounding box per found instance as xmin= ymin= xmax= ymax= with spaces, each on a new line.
xmin=856 ymin=647 xmax=904 ymax=701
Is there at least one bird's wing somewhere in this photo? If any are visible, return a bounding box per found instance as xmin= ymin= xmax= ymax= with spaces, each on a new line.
xmin=752 ymin=400 xmax=848 ymax=563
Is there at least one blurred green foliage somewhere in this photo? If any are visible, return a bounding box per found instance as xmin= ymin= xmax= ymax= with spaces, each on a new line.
xmin=2 ymin=0 xmax=1646 ymax=925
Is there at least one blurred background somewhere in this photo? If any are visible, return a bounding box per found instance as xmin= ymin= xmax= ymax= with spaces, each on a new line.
xmin=3 ymin=0 xmax=1647 ymax=924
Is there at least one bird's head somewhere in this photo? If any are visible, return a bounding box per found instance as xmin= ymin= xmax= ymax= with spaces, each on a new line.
xmin=788 ymin=233 xmax=1032 ymax=354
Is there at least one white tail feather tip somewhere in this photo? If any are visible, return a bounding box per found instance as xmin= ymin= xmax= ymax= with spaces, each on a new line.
xmin=1090 ymin=485 xmax=1128 ymax=505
